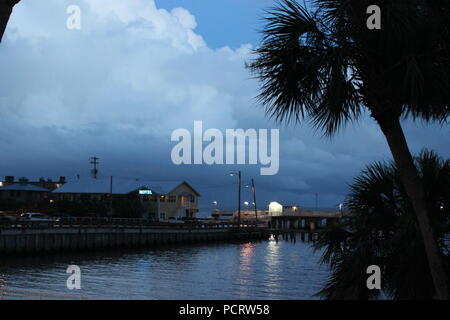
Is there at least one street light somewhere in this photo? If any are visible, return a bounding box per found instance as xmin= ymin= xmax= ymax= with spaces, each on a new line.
xmin=230 ymin=171 xmax=241 ymax=226
xmin=245 ymin=178 xmax=258 ymax=224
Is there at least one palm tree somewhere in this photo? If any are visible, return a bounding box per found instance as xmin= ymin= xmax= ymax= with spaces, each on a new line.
xmin=0 ymin=0 xmax=20 ymax=42
xmin=248 ymin=0 xmax=450 ymax=299
xmin=314 ymin=150 xmax=449 ymax=299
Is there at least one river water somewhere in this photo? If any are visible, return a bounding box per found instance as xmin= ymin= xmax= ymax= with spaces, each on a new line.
xmin=0 ymin=236 xmax=329 ymax=300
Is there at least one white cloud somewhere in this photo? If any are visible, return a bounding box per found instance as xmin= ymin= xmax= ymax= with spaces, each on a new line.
xmin=2 ymin=0 xmax=249 ymax=133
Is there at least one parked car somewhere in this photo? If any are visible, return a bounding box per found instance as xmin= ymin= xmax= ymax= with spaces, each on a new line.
xmin=19 ymin=213 xmax=57 ymax=222
xmin=167 ymin=217 xmax=185 ymax=224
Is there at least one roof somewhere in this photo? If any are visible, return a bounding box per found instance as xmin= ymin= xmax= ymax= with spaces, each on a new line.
xmin=52 ymin=178 xmax=200 ymax=196
xmin=0 ymin=183 xmax=50 ymax=192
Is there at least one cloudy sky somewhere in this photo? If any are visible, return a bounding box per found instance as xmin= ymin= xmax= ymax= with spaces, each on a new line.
xmin=0 ymin=0 xmax=448 ymax=212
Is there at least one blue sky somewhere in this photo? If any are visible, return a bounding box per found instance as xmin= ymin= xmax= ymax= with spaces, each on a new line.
xmin=159 ymin=0 xmax=273 ymax=48
xmin=0 ymin=0 xmax=448 ymax=213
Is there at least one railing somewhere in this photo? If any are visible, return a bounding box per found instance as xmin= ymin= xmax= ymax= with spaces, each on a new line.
xmin=0 ymin=217 xmax=259 ymax=230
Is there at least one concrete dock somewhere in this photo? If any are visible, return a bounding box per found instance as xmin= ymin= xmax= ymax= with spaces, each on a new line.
xmin=0 ymin=221 xmax=270 ymax=255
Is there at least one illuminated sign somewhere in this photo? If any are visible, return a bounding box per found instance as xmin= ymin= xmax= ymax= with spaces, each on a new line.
xmin=139 ymin=190 xmax=152 ymax=195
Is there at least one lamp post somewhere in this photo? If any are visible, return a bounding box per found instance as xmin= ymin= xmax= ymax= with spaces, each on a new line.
xmin=230 ymin=171 xmax=241 ymax=226
xmin=251 ymin=179 xmax=258 ymax=224
xmin=245 ymin=179 xmax=259 ymax=225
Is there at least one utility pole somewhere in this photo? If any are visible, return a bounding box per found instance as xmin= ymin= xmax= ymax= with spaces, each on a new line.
xmin=251 ymin=178 xmax=258 ymax=224
xmin=90 ymin=157 xmax=99 ymax=179
xmin=238 ymin=171 xmax=241 ymax=226
xmin=230 ymin=171 xmax=241 ymax=226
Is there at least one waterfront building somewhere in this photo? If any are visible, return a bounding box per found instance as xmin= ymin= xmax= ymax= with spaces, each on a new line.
xmin=0 ymin=175 xmax=67 ymax=203
xmin=0 ymin=176 xmax=66 ymax=190
xmin=0 ymin=182 xmax=50 ymax=202
xmin=268 ymin=202 xmax=302 ymax=216
xmin=52 ymin=178 xmax=200 ymax=220
xmin=268 ymin=201 xmax=283 ymax=216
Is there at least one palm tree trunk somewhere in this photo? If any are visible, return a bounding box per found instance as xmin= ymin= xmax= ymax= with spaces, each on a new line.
xmin=0 ymin=0 xmax=20 ymax=42
xmin=377 ymin=117 xmax=449 ymax=300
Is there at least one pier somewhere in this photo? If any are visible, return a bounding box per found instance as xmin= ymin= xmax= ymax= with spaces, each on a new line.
xmin=0 ymin=218 xmax=270 ymax=255
xmin=270 ymin=210 xmax=344 ymax=231
xmin=268 ymin=211 xmax=343 ymax=243
xmin=270 ymin=210 xmax=343 ymax=231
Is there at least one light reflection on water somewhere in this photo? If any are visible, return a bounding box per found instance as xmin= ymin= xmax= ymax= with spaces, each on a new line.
xmin=0 ymin=237 xmax=329 ymax=300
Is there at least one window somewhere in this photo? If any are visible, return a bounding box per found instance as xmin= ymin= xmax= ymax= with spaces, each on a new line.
xmin=159 ymin=212 xmax=166 ymax=220
xmin=160 ymin=196 xmax=166 ymax=203
xmin=167 ymin=195 xmax=176 ymax=203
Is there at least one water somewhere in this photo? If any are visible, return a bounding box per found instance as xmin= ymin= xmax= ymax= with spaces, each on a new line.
xmin=0 ymin=237 xmax=329 ymax=300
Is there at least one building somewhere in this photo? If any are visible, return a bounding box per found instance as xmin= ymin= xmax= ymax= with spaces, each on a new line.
xmin=0 ymin=182 xmax=50 ymax=202
xmin=52 ymin=178 xmax=200 ymax=220
xmin=0 ymin=176 xmax=66 ymax=191
xmin=268 ymin=202 xmax=301 ymax=216
xmin=268 ymin=201 xmax=283 ymax=216
xmin=0 ymin=176 xmax=66 ymax=203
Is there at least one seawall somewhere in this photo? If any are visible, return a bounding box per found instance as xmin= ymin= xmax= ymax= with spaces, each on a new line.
xmin=0 ymin=225 xmax=270 ymax=255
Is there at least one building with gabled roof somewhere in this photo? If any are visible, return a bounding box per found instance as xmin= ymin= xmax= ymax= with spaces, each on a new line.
xmin=52 ymin=178 xmax=200 ymax=220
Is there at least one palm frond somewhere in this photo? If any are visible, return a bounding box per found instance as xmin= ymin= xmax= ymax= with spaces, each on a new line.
xmin=248 ymin=0 xmax=450 ymax=135
xmin=315 ymin=150 xmax=450 ymax=299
